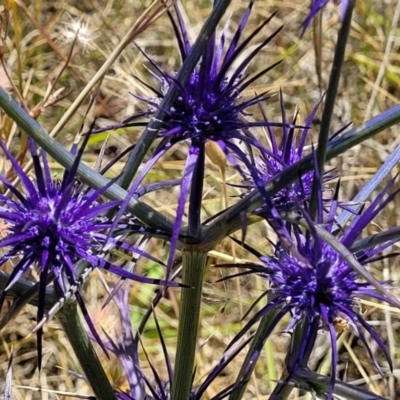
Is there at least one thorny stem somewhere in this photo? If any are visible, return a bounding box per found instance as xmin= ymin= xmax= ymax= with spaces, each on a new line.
xmin=171 ymin=250 xmax=207 ymax=400
xmin=270 ymin=321 xmax=318 ymax=400
xmin=309 ymin=0 xmax=356 ymax=218
xmin=294 ymin=368 xmax=387 ymax=400
xmin=118 ymin=0 xmax=233 ymax=190
xmin=57 ymin=302 xmax=117 ymax=400
xmin=350 ymin=226 xmax=400 ymax=253
xmin=0 ymin=272 xmax=57 ymax=308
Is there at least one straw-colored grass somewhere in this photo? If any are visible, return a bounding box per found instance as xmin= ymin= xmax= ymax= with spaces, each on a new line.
xmin=1 ymin=0 xmax=400 ymax=399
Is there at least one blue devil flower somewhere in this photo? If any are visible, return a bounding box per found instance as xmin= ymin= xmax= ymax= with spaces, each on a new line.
xmin=0 ymin=136 xmax=169 ymax=367
xmin=109 ymin=0 xmax=292 ymax=273
xmin=228 ymin=178 xmax=399 ymax=399
xmin=241 ymin=96 xmax=338 ymax=212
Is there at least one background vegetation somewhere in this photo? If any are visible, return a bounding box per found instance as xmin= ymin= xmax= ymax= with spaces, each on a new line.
xmin=1 ymin=0 xmax=400 ymax=398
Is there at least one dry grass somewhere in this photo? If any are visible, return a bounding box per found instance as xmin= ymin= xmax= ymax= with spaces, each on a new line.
xmin=1 ymin=0 xmax=400 ymax=399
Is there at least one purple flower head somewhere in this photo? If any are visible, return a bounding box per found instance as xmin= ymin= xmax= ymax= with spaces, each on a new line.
xmin=244 ymin=97 xmax=336 ymax=211
xmin=302 ymin=0 xmax=349 ymax=34
xmin=0 ymin=137 xmax=170 ymax=368
xmin=111 ymin=0 xmax=291 ymax=274
xmin=229 ymin=178 xmax=399 ymax=399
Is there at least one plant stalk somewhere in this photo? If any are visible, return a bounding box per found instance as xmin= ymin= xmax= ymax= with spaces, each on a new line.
xmin=171 ymin=250 xmax=207 ymax=400
xmin=309 ymin=0 xmax=356 ymax=217
xmin=294 ymin=368 xmax=387 ymax=400
xmin=270 ymin=321 xmax=318 ymax=400
xmin=57 ymin=301 xmax=117 ymax=400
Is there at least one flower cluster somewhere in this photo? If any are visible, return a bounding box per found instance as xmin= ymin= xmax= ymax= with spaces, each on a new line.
xmin=241 ymin=98 xmax=334 ymax=211
xmin=1 ymin=0 xmax=397 ymax=399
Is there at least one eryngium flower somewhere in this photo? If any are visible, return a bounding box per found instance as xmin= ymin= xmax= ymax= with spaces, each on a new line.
xmin=230 ymin=179 xmax=399 ymax=399
xmin=113 ymin=0 xmax=288 ymax=259
xmin=302 ymin=0 xmax=349 ymax=33
xmin=243 ymin=97 xmax=336 ymax=211
xmin=0 ymin=137 xmax=167 ymax=367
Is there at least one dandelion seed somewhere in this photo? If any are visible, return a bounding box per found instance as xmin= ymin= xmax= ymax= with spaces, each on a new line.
xmin=59 ymin=15 xmax=97 ymax=50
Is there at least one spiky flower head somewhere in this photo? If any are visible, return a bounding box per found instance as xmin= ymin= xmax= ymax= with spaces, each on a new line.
xmin=0 ymin=137 xmax=169 ymax=367
xmin=108 ymin=0 xmax=291 ymax=274
xmin=242 ymin=97 xmax=337 ymax=212
xmin=230 ymin=179 xmax=399 ymax=399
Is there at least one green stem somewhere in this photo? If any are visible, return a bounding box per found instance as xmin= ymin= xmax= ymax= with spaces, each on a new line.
xmin=309 ymin=0 xmax=356 ymax=218
xmin=351 ymin=225 xmax=400 ymax=252
xmin=270 ymin=321 xmax=318 ymax=400
xmin=57 ymin=301 xmax=117 ymax=400
xmin=0 ymin=272 xmax=59 ymax=329
xmin=294 ymin=368 xmax=387 ymax=400
xmin=171 ymin=250 xmax=207 ymax=400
